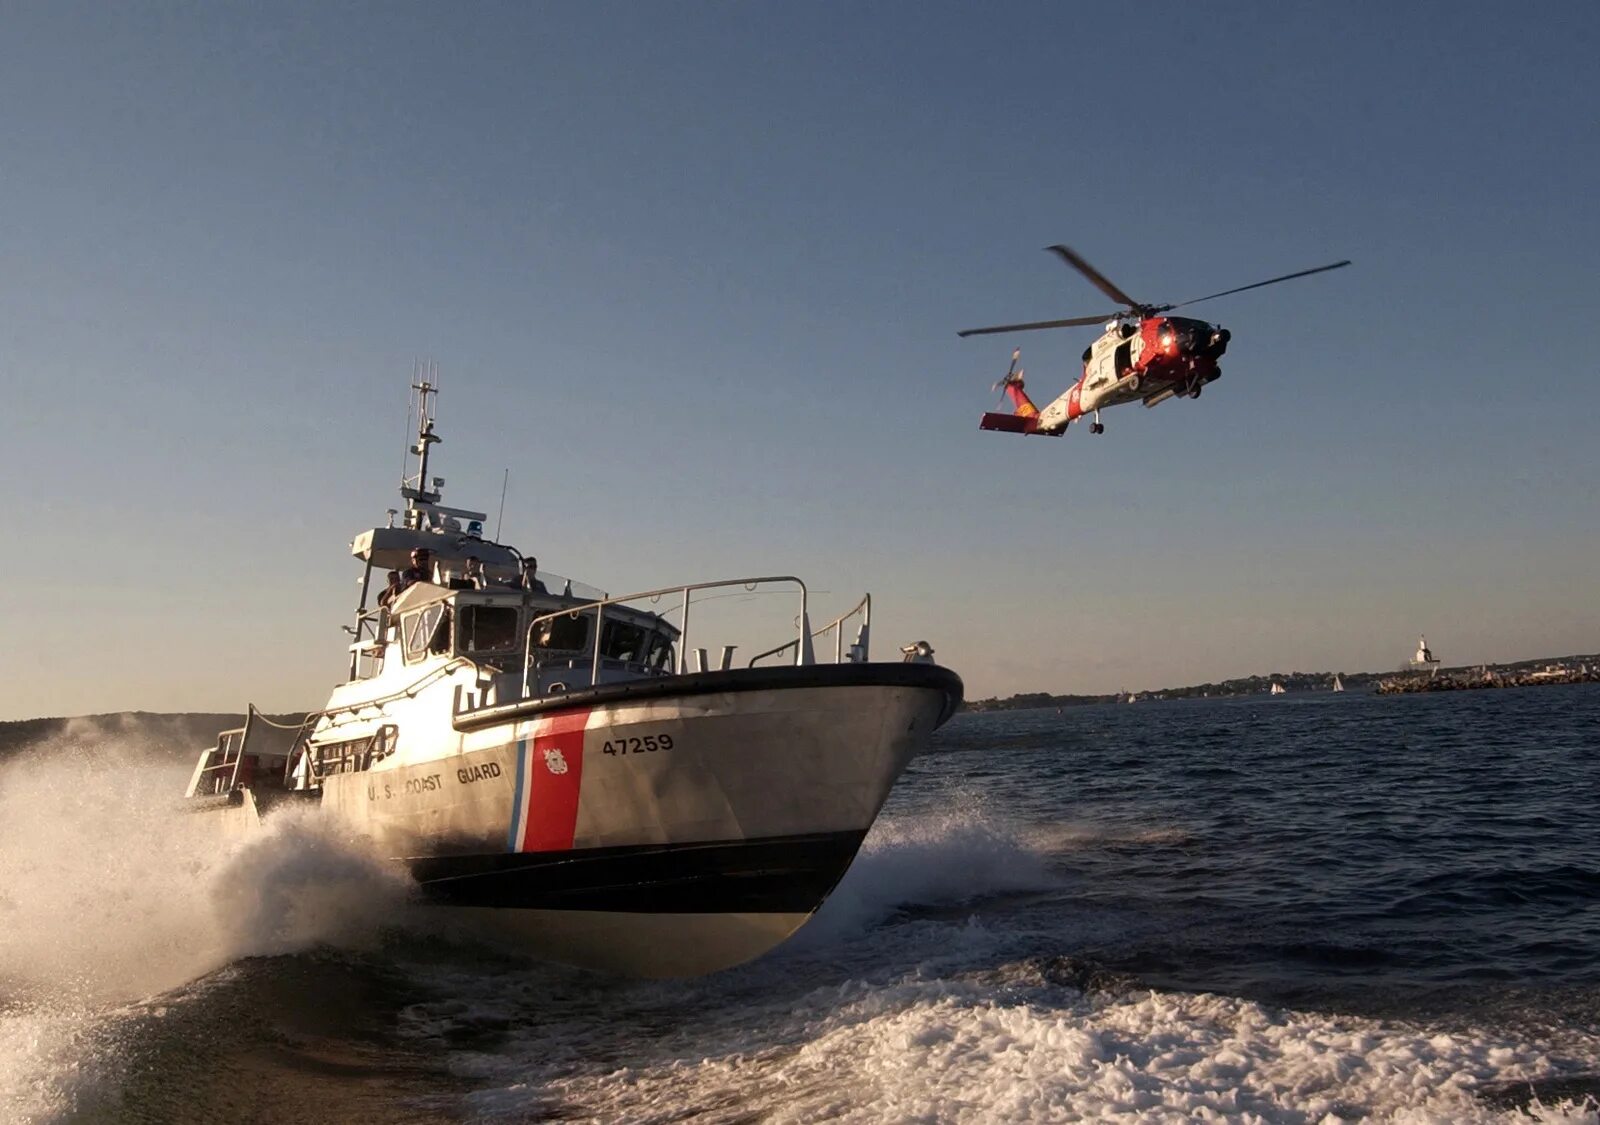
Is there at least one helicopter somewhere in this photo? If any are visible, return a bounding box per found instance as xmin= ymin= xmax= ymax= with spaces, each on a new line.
xmin=961 ymin=245 xmax=1349 ymax=436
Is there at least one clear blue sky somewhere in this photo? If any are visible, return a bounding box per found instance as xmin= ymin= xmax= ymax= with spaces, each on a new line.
xmin=5 ymin=2 xmax=1598 ymax=718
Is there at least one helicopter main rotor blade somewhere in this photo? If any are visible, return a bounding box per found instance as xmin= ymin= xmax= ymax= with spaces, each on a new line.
xmin=1045 ymin=245 xmax=1141 ymax=309
xmin=957 ymin=313 xmax=1118 ymax=338
xmin=1162 ymin=260 xmax=1351 ymax=312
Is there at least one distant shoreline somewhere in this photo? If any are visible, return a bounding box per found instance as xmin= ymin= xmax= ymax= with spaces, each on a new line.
xmin=966 ymin=652 xmax=1600 ymax=712
xmin=0 ymin=710 xmax=306 ymax=762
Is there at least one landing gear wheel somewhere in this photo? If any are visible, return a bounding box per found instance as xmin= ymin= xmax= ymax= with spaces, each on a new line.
xmin=1090 ymin=422 xmax=1104 ymax=434
xmin=1126 ymin=375 xmax=1141 ymax=393
xmin=1189 ymin=386 xmax=1202 ymax=399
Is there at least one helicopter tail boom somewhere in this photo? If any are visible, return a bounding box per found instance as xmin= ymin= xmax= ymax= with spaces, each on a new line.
xmin=979 ymin=349 xmax=1065 ymax=435
xmin=979 ymin=411 xmax=1039 ymax=434
xmin=979 ymin=373 xmax=1067 ymax=435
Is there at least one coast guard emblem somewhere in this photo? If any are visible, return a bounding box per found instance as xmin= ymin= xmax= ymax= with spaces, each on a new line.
xmin=542 ymin=747 xmax=569 ymax=775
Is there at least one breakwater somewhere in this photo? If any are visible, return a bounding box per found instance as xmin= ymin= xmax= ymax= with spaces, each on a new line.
xmin=1376 ymin=666 xmax=1600 ymax=694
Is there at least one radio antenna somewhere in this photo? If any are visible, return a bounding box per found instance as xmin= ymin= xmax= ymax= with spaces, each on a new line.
xmin=495 ymin=468 xmax=509 ymax=540
xmin=399 ymin=358 xmax=417 ymax=488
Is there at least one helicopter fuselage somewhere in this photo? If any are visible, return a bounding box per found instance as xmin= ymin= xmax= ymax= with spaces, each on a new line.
xmin=1037 ymin=316 xmax=1229 ymax=432
xmin=986 ymin=316 xmax=1230 ymax=436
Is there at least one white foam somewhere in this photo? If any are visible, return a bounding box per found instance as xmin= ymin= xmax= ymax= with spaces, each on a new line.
xmin=0 ymin=725 xmax=413 ymax=1123
xmin=463 ymin=974 xmax=1600 ymax=1123
xmin=424 ymin=807 xmax=1600 ymax=1124
xmin=793 ymin=805 xmax=1059 ymax=947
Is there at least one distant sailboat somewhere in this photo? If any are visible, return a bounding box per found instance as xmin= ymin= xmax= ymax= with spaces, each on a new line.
xmin=1270 ymin=682 xmax=1286 ymax=695
xmin=1332 ymin=675 xmax=1345 ymax=693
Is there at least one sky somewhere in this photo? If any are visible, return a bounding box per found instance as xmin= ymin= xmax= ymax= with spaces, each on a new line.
xmin=4 ymin=1 xmax=1598 ymax=718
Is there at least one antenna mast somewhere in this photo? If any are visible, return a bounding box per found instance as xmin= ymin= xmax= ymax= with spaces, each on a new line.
xmin=495 ymin=468 xmax=509 ymax=540
xmin=402 ymin=360 xmax=442 ymax=511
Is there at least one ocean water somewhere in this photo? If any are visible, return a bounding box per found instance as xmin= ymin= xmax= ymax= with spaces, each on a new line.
xmin=3 ymin=687 xmax=1599 ymax=1123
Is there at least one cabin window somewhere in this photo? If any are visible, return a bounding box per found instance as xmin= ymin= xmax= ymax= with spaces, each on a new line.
xmin=535 ymin=612 xmax=591 ymax=653
xmin=458 ymin=605 xmax=519 ymax=653
xmin=647 ymin=632 xmax=676 ymax=672
xmin=310 ymin=725 xmax=396 ymax=776
xmin=404 ymin=605 xmax=451 ymax=661
xmin=601 ymin=620 xmax=648 ymax=663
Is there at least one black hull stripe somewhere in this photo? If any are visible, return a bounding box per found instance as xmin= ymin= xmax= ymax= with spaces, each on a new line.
xmin=406 ymin=830 xmax=867 ymax=915
xmin=453 ymin=662 xmax=964 ymax=732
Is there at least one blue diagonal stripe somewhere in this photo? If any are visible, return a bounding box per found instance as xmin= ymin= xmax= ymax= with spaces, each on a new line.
xmin=507 ymin=737 xmax=528 ymax=852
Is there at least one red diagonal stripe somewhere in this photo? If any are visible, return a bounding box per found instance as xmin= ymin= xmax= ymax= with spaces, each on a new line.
xmin=518 ymin=707 xmax=591 ymax=852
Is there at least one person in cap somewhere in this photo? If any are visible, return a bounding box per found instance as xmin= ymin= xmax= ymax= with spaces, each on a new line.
xmin=400 ymin=547 xmax=434 ymax=591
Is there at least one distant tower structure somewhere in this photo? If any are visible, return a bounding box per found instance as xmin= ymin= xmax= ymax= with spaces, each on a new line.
xmin=1410 ymin=634 xmax=1441 ymax=679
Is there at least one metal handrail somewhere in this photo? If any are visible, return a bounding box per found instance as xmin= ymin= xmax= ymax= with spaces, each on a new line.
xmin=524 ymin=576 xmax=809 ymax=692
xmin=748 ymin=593 xmax=871 ymax=667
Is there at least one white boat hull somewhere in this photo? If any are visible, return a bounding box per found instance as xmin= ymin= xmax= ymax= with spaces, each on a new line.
xmin=245 ymin=664 xmax=961 ymax=976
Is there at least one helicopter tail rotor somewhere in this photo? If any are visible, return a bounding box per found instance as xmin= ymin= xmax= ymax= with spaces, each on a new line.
xmin=990 ymin=347 xmax=1024 ymax=393
xmin=986 ymin=347 xmax=1040 ymax=422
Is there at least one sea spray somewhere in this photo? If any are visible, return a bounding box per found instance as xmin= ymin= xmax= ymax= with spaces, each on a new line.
xmin=0 ymin=721 xmax=415 ymax=1122
xmin=208 ymin=806 xmax=412 ymax=957
xmin=782 ymin=800 xmax=1058 ymax=951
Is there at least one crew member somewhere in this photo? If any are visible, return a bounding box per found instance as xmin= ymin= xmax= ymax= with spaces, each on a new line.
xmin=400 ymin=547 xmax=434 ymax=591
xmin=521 ymin=557 xmax=548 ymax=594
xmin=376 ymin=570 xmax=404 ymax=607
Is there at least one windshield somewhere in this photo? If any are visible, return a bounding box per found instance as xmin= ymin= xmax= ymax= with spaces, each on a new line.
xmin=459 ymin=605 xmax=519 ymax=652
xmin=601 ymin=620 xmax=648 ymax=662
xmin=647 ymin=631 xmax=675 ymax=672
xmin=535 ymin=612 xmax=590 ymax=653
xmin=403 ymin=605 xmax=451 ymax=660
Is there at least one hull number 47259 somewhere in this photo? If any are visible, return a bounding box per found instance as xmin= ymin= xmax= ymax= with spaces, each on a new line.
xmin=603 ymin=735 xmax=674 ymax=755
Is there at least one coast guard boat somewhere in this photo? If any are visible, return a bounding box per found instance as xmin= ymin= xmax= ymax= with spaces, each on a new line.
xmin=184 ymin=378 xmax=963 ymax=976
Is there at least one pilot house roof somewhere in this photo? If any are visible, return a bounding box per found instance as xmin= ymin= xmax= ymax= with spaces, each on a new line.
xmin=352 ymin=526 xmax=520 ymax=572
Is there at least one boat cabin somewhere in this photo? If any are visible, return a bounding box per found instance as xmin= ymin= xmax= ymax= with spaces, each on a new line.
xmin=375 ymin=579 xmax=678 ymax=697
xmin=347 ymin=519 xmax=680 ymax=702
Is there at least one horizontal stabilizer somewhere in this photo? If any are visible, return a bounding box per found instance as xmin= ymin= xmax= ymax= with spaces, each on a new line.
xmin=979 ymin=412 xmax=1038 ymax=434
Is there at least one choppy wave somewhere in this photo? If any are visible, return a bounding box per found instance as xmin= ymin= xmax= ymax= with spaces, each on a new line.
xmin=396 ymin=803 xmax=1600 ymax=1124
xmin=454 ymin=975 xmax=1600 ymax=1123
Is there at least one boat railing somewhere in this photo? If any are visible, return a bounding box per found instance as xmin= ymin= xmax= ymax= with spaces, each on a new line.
xmin=521 ymin=576 xmax=811 ymax=697
xmin=747 ymin=593 xmax=871 ymax=667
xmin=186 ymin=723 xmax=249 ymax=798
xmin=185 ymin=706 xmax=313 ymax=798
xmin=346 ymin=606 xmax=390 ymax=679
